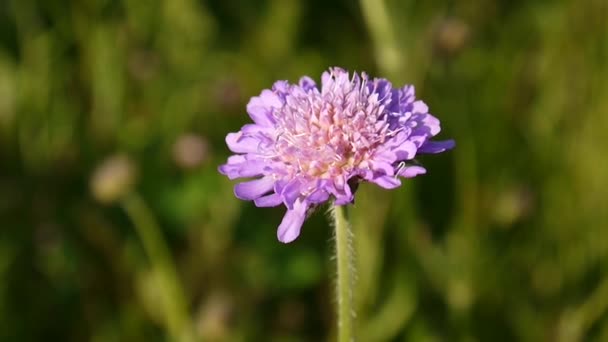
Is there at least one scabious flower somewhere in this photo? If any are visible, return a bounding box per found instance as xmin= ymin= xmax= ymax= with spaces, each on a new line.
xmin=219 ymin=67 xmax=454 ymax=243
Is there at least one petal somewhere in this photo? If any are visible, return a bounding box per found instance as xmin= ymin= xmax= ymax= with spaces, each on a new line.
xmin=307 ymin=189 xmax=330 ymax=204
xmin=408 ymin=134 xmax=428 ymax=148
xmin=218 ymin=154 xmax=246 ymax=174
xmin=372 ymin=149 xmax=398 ymax=163
xmin=303 ymin=179 xmax=330 ymax=204
xmin=225 ymin=132 xmax=264 ymax=154
xmin=234 ymin=176 xmax=275 ymax=200
xmin=273 ymin=179 xmax=288 ymax=196
xmin=412 ymin=100 xmax=429 ymax=114
xmin=299 ymin=76 xmax=317 ymax=92
xmin=334 ymin=194 xmax=354 ymax=205
xmin=370 ymin=175 xmax=402 ymax=189
xmin=372 ymin=134 xmax=417 ymax=165
xmin=218 ymin=156 xmax=268 ymax=180
xmin=281 ymin=179 xmax=304 ymax=209
xmin=272 ymin=80 xmax=289 ymax=94
xmin=246 ymin=90 xmax=282 ymax=127
xmin=260 ymin=89 xmax=283 ymax=107
xmin=392 ymin=140 xmax=418 ymax=161
xmin=418 ymin=140 xmax=455 ymax=154
xmin=403 ymin=85 xmax=415 ymax=98
xmin=399 ymin=165 xmax=427 ymax=178
xmin=254 ymin=193 xmax=283 ymax=207
xmin=277 ymin=199 xmax=308 ymax=243
xmin=370 ymin=160 xmax=395 ymax=176
xmin=418 ymin=114 xmax=441 ymax=135
xmin=328 ymin=176 xmax=354 ymax=205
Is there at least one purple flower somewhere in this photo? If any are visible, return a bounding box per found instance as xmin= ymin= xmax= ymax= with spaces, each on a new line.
xmin=219 ymin=67 xmax=454 ymax=243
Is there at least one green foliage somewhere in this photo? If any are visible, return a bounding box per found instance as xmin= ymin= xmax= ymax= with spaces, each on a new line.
xmin=0 ymin=0 xmax=607 ymax=341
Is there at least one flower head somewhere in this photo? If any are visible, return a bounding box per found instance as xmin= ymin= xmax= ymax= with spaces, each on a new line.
xmin=219 ymin=67 xmax=454 ymax=243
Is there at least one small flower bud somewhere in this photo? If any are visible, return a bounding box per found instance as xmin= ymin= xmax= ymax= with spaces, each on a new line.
xmin=433 ymin=18 xmax=470 ymax=57
xmin=90 ymin=154 xmax=137 ymax=204
xmin=172 ymin=133 xmax=210 ymax=170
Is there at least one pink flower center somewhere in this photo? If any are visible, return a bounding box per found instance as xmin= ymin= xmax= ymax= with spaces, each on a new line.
xmin=272 ymin=84 xmax=391 ymax=180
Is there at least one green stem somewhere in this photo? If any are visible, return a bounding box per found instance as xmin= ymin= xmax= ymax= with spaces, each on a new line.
xmin=333 ymin=203 xmax=354 ymax=342
xmin=122 ymin=193 xmax=194 ymax=342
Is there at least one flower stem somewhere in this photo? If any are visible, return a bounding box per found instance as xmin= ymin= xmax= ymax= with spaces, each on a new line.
xmin=121 ymin=193 xmax=194 ymax=342
xmin=332 ymin=203 xmax=354 ymax=342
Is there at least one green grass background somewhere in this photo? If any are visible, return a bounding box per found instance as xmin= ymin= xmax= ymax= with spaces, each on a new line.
xmin=1 ymin=0 xmax=607 ymax=341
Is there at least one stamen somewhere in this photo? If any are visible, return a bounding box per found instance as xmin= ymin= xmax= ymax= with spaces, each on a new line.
xmin=394 ymin=161 xmax=407 ymax=178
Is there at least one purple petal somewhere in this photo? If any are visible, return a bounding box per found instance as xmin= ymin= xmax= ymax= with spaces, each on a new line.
xmin=327 ymin=176 xmax=354 ymax=205
xmin=246 ymin=90 xmax=282 ymax=127
xmin=334 ymin=194 xmax=354 ymax=205
xmin=307 ymin=189 xmax=330 ymax=204
xmin=404 ymin=85 xmax=415 ymax=98
xmin=301 ymin=179 xmax=330 ymax=204
xmin=408 ymin=134 xmax=428 ymax=148
xmin=392 ymin=140 xmax=418 ymax=161
xmin=370 ymin=160 xmax=395 ymax=176
xmin=370 ymin=175 xmax=402 ymax=189
xmin=234 ymin=176 xmax=275 ymax=200
xmin=254 ymin=193 xmax=283 ymax=207
xmin=277 ymin=199 xmax=308 ymax=243
xmin=418 ymin=140 xmax=455 ymax=154
xmin=399 ymin=165 xmax=427 ymax=178
xmin=372 ymin=149 xmax=398 ymax=163
xmin=299 ymin=76 xmax=317 ymax=92
xmin=280 ymin=179 xmax=305 ymax=209
xmin=412 ymin=100 xmax=429 ymax=113
xmin=218 ymin=155 xmax=268 ymax=180
xmin=273 ymin=179 xmax=292 ymax=197
xmin=225 ymin=131 xmax=265 ymax=154
xmin=331 ymin=190 xmax=354 ymax=206
xmin=417 ymin=114 xmax=441 ymax=135
xmin=272 ymin=80 xmax=289 ymax=94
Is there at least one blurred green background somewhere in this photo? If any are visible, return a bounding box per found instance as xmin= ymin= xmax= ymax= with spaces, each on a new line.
xmin=1 ymin=0 xmax=607 ymax=341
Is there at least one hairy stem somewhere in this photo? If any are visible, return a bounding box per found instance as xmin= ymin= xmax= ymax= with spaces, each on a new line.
xmin=332 ymin=203 xmax=355 ymax=342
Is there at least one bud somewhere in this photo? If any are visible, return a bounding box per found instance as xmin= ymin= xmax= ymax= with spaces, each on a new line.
xmin=172 ymin=134 xmax=210 ymax=169
xmin=90 ymin=154 xmax=136 ymax=204
xmin=433 ymin=17 xmax=470 ymax=57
